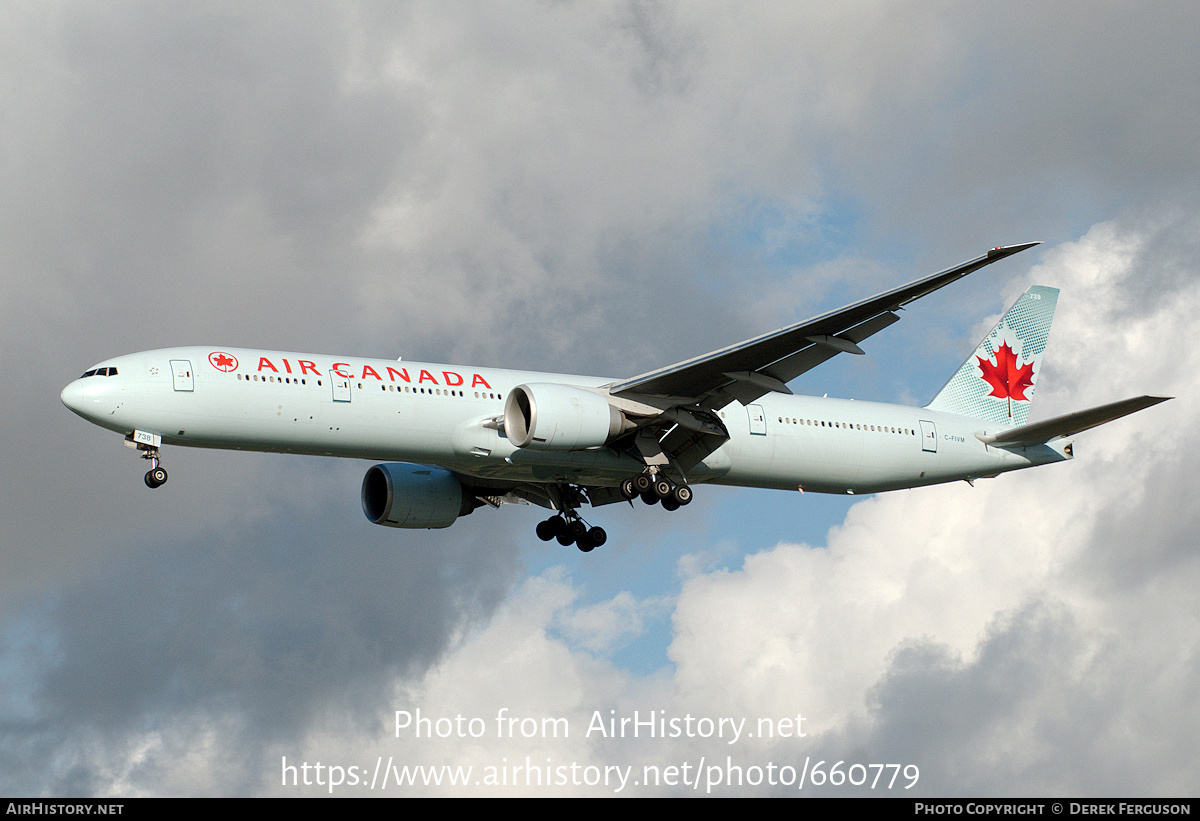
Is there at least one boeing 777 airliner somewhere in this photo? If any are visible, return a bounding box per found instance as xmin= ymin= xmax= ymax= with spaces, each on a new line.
xmin=61 ymin=243 xmax=1168 ymax=551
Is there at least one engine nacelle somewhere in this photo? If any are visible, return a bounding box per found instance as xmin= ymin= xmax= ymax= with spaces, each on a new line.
xmin=361 ymin=463 xmax=473 ymax=529
xmin=504 ymin=383 xmax=629 ymax=450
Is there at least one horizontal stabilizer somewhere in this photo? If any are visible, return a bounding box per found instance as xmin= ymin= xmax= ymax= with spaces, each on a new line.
xmin=976 ymin=395 xmax=1171 ymax=447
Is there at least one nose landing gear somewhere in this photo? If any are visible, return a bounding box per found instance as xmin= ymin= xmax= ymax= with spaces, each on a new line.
xmin=125 ymin=431 xmax=168 ymax=488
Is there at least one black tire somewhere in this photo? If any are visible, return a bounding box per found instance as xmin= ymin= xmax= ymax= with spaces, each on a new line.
xmin=662 ymin=497 xmax=679 ymax=512
xmin=620 ymin=478 xmax=637 ymax=500
xmin=569 ymin=520 xmax=588 ymax=541
xmin=672 ymin=485 xmax=693 ymax=505
xmin=536 ymin=519 xmax=556 ymax=541
xmin=145 ymin=467 xmax=167 ymax=488
xmin=576 ymin=535 xmax=595 ymax=553
xmin=641 ymin=491 xmax=658 ymax=506
xmin=654 ymin=479 xmax=673 ymax=499
xmin=587 ymin=526 xmax=607 ymax=548
xmin=633 ymin=474 xmax=653 ymax=494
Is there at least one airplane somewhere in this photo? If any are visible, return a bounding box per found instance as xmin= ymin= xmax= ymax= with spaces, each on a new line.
xmin=61 ymin=242 xmax=1169 ymax=552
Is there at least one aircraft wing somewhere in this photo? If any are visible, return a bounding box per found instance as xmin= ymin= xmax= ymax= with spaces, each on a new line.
xmin=975 ymin=395 xmax=1171 ymax=447
xmin=609 ymin=242 xmax=1041 ymax=408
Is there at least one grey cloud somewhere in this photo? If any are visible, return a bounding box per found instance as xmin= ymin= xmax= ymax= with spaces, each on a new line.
xmin=3 ymin=481 xmax=523 ymax=795
xmin=859 ymin=600 xmax=1087 ymax=796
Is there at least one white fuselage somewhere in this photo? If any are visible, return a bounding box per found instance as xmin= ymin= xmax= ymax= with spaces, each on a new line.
xmin=60 ymin=346 xmax=1070 ymax=496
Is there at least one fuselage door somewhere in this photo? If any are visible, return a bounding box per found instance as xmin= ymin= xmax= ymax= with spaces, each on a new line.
xmin=169 ymin=360 xmax=194 ymax=392
xmin=331 ymin=372 xmax=351 ymax=403
xmin=747 ymin=404 xmax=767 ymax=436
xmin=920 ymin=419 xmax=937 ymax=452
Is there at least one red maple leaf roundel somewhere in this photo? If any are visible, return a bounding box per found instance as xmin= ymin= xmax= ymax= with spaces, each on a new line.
xmin=209 ymin=351 xmax=238 ymax=372
xmin=977 ymin=341 xmax=1034 ymax=418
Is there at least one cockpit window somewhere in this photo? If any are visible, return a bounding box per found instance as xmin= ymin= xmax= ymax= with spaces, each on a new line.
xmin=79 ymin=367 xmax=118 ymax=378
xmin=81 ymin=369 xmax=97 ymax=378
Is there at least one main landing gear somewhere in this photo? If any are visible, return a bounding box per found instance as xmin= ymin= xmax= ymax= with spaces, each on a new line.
xmin=535 ymin=473 xmax=693 ymax=553
xmin=536 ymin=514 xmax=607 ymax=553
xmin=534 ymin=484 xmax=607 ymax=553
xmin=620 ymin=473 xmax=693 ymax=511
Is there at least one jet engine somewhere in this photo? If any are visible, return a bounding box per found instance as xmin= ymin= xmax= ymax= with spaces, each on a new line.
xmin=361 ymin=463 xmax=475 ymax=529
xmin=504 ymin=383 xmax=630 ymax=450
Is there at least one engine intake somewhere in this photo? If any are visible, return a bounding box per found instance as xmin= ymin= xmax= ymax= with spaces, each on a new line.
xmin=504 ymin=383 xmax=630 ymax=450
xmin=361 ymin=463 xmax=474 ymax=529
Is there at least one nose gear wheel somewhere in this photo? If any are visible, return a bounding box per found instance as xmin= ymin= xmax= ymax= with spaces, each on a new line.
xmin=138 ymin=444 xmax=169 ymax=488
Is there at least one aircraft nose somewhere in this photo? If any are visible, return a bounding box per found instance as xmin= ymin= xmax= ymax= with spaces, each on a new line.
xmin=61 ymin=379 xmax=86 ymax=415
xmin=61 ymin=375 xmax=113 ymax=422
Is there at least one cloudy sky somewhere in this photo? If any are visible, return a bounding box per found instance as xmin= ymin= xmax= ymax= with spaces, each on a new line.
xmin=2 ymin=1 xmax=1198 ymax=796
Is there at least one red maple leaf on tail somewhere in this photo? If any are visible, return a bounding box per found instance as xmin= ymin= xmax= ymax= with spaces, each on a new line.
xmin=977 ymin=341 xmax=1034 ymax=418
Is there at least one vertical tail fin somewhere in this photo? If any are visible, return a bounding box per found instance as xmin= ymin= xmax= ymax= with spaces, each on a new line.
xmin=926 ymin=285 xmax=1059 ymax=427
